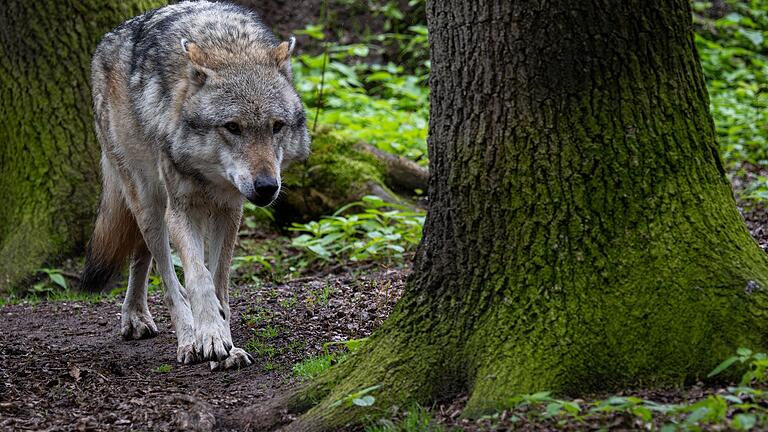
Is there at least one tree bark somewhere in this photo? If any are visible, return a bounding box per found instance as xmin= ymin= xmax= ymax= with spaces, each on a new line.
xmin=0 ymin=0 xmax=167 ymax=291
xmin=250 ymin=0 xmax=768 ymax=430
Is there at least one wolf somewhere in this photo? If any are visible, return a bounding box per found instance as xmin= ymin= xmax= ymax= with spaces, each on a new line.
xmin=81 ymin=1 xmax=310 ymax=369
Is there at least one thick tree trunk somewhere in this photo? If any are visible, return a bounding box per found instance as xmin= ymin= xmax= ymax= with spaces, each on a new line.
xmin=247 ymin=1 xmax=768 ymax=430
xmin=0 ymin=0 xmax=166 ymax=291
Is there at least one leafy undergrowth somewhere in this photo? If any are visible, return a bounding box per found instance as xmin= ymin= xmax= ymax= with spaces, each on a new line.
xmin=694 ymin=0 xmax=768 ymax=203
xmin=293 ymin=8 xmax=429 ymax=165
xmin=290 ymin=196 xmax=424 ymax=264
xmin=293 ymin=338 xmax=367 ymax=380
xmin=349 ymin=349 xmax=768 ymax=432
xmin=231 ymin=195 xmax=424 ymax=287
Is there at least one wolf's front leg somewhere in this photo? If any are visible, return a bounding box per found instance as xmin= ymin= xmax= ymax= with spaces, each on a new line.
xmin=127 ymin=190 xmax=197 ymax=364
xmin=208 ymin=205 xmax=254 ymax=370
xmin=168 ymin=207 xmax=233 ymax=362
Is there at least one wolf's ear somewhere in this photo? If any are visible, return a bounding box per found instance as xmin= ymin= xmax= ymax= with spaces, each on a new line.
xmin=181 ymin=38 xmax=213 ymax=86
xmin=273 ymin=36 xmax=295 ymax=79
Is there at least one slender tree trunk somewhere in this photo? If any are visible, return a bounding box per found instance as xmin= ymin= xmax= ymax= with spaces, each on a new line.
xmin=0 ymin=0 xmax=166 ymax=291
xmin=248 ymin=1 xmax=768 ymax=430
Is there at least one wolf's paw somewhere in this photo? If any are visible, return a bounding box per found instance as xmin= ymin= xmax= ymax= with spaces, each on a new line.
xmin=194 ymin=320 xmax=233 ymax=362
xmin=210 ymin=347 xmax=254 ymax=371
xmin=120 ymin=310 xmax=158 ymax=340
xmin=177 ymin=343 xmax=198 ymax=364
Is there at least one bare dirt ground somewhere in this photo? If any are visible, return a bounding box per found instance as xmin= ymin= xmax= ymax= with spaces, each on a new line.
xmin=0 ymin=268 xmax=405 ymax=431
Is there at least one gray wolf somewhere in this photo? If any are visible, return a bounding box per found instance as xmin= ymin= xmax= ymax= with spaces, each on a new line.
xmin=81 ymin=1 xmax=310 ymax=369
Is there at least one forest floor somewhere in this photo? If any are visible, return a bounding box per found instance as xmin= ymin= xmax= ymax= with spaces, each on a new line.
xmin=0 ymin=267 xmax=406 ymax=431
xmin=1 ymin=171 xmax=767 ymax=432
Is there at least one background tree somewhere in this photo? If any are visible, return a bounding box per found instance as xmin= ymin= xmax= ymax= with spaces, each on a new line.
xmin=248 ymin=0 xmax=768 ymax=430
xmin=0 ymin=0 xmax=166 ymax=291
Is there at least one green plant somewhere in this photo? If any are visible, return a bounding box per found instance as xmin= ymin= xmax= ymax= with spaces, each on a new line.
xmin=305 ymin=283 xmax=337 ymax=309
xmin=231 ymin=236 xmax=308 ymax=284
xmin=279 ymin=296 xmax=298 ymax=309
xmin=290 ymin=195 xmax=424 ymax=264
xmin=693 ymin=0 xmax=768 ymax=176
xmin=709 ymin=347 xmax=768 ymax=386
xmin=480 ymin=348 xmax=768 ymax=430
xmin=154 ymin=364 xmax=172 ymax=373
xmin=244 ymin=337 xmax=279 ymax=359
xmin=329 ymin=385 xmax=381 ymax=408
xmin=293 ymin=353 xmax=336 ymax=379
xmin=294 ymin=44 xmax=429 ymax=165
xmin=260 ymin=325 xmax=281 ymax=339
xmin=366 ymin=404 xmax=444 ymax=432
xmin=242 ymin=305 xmax=272 ymax=326
xmin=292 ymin=338 xmax=368 ymax=379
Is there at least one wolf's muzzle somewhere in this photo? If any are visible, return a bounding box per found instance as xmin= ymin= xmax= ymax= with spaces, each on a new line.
xmin=248 ymin=175 xmax=279 ymax=206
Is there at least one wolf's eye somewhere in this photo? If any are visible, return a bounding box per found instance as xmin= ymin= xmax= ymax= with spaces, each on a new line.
xmin=223 ymin=122 xmax=241 ymax=135
xmin=272 ymin=121 xmax=285 ymax=135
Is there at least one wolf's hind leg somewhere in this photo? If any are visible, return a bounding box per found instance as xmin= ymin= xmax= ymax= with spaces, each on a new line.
xmin=120 ymin=241 xmax=158 ymax=340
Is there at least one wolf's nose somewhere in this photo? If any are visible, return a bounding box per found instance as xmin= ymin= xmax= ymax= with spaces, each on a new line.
xmin=251 ymin=176 xmax=279 ymax=206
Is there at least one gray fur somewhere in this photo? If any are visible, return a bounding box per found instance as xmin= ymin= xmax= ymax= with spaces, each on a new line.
xmin=84 ymin=1 xmax=310 ymax=369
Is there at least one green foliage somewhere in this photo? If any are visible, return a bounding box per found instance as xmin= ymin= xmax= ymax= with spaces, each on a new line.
xmin=259 ymin=325 xmax=281 ymax=339
xmin=294 ymin=30 xmax=428 ymax=164
xmin=290 ymin=195 xmax=424 ymax=263
xmin=230 ymin=195 xmax=424 ymax=282
xmin=292 ymin=338 xmax=367 ymax=379
xmin=292 ymin=353 xmax=335 ymax=379
xmin=491 ymin=348 xmax=768 ymax=430
xmin=366 ymin=404 xmax=444 ymax=432
xmin=305 ymin=283 xmax=336 ymax=309
xmin=279 ymin=295 xmax=298 ymax=309
xmin=38 ymin=268 xmax=68 ymax=290
xmin=708 ymin=347 xmax=768 ymax=386
xmin=153 ymin=364 xmax=172 ymax=374
xmin=694 ymin=1 xmax=768 ymax=172
xmin=329 ymin=385 xmax=381 ymax=409
xmin=241 ymin=305 xmax=272 ymax=326
xmin=231 ymin=238 xmax=305 ymax=284
xmin=244 ymin=337 xmax=279 ymax=359
xmin=0 ymin=267 xmax=125 ymax=306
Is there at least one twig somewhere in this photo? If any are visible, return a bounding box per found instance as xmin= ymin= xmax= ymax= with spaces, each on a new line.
xmin=312 ymin=0 xmax=329 ymax=132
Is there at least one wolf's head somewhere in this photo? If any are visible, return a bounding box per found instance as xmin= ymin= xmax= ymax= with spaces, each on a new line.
xmin=175 ymin=37 xmax=311 ymax=206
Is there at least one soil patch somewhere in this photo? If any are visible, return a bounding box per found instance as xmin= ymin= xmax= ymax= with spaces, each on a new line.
xmin=0 ymin=268 xmax=405 ymax=431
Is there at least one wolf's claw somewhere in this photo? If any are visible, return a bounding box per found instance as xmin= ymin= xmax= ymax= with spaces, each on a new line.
xmin=121 ymin=310 xmax=158 ymax=340
xmin=177 ymin=343 xmax=197 ymax=364
xmin=194 ymin=320 xmax=232 ymax=362
xmin=210 ymin=347 xmax=254 ymax=370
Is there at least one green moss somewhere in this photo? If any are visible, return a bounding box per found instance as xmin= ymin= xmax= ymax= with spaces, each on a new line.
xmin=285 ymin=131 xmax=385 ymax=192
xmin=280 ymin=130 xmax=391 ymax=221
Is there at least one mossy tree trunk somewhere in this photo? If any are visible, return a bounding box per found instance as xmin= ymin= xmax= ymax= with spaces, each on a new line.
xmin=248 ymin=0 xmax=768 ymax=430
xmin=0 ymin=0 xmax=166 ymax=291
